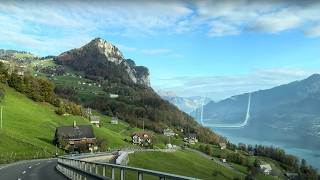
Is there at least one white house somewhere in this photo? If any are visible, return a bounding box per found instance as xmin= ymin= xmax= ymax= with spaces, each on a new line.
xmin=110 ymin=117 xmax=118 ymax=124
xmin=259 ymin=164 xmax=272 ymax=175
xmin=90 ymin=116 xmax=100 ymax=127
xmin=163 ymin=128 xmax=175 ymax=136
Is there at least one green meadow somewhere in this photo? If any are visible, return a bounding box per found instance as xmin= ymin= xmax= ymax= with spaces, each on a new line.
xmin=0 ymin=86 xmax=129 ymax=163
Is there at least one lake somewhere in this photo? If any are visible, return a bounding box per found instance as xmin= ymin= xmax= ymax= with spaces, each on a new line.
xmin=213 ymin=129 xmax=320 ymax=171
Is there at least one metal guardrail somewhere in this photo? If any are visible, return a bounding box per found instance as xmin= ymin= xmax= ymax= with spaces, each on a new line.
xmin=57 ymin=156 xmax=198 ymax=180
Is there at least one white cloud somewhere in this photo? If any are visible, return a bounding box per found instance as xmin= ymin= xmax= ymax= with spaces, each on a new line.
xmin=248 ymin=9 xmax=301 ymax=33
xmin=304 ymin=24 xmax=320 ymax=37
xmin=154 ymin=68 xmax=314 ymax=100
xmin=208 ymin=21 xmax=240 ymax=37
xmin=194 ymin=0 xmax=320 ymax=36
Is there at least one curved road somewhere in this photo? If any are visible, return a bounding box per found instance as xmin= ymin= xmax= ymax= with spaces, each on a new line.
xmin=0 ymin=158 xmax=67 ymax=180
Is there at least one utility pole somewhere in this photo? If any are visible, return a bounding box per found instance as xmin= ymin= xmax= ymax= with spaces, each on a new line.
xmin=1 ymin=106 xmax=3 ymax=129
xmin=142 ymin=120 xmax=144 ymax=131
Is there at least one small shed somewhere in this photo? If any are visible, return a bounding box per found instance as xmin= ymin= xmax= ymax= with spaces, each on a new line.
xmin=111 ymin=117 xmax=118 ymax=124
xmin=109 ymin=94 xmax=119 ymax=98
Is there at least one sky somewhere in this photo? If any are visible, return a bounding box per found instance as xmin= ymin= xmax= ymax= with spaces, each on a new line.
xmin=1 ymin=0 xmax=320 ymax=100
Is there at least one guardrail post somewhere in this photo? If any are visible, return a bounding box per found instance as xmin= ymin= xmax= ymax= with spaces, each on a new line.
xmin=138 ymin=172 xmax=143 ymax=180
xmin=111 ymin=167 xmax=115 ymax=179
xmin=103 ymin=166 xmax=106 ymax=176
xmin=120 ymin=168 xmax=125 ymax=180
xmin=57 ymin=156 xmax=195 ymax=180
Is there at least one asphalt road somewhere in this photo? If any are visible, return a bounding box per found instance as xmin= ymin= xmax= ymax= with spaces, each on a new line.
xmin=0 ymin=158 xmax=68 ymax=180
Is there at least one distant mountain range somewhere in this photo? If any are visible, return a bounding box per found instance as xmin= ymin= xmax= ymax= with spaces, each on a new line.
xmin=197 ymin=74 xmax=320 ymax=150
xmin=158 ymin=91 xmax=211 ymax=114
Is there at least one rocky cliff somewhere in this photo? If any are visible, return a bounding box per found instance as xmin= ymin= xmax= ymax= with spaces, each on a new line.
xmin=55 ymin=38 xmax=150 ymax=86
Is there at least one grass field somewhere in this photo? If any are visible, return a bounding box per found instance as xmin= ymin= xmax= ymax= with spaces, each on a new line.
xmin=0 ymin=86 xmax=129 ymax=163
xmin=128 ymin=150 xmax=244 ymax=180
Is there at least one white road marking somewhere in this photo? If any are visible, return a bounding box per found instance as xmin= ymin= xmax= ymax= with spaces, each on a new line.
xmin=28 ymin=166 xmax=32 ymax=169
xmin=47 ymin=160 xmax=52 ymax=163
xmin=35 ymin=163 xmax=40 ymax=165
xmin=22 ymin=171 xmax=26 ymax=174
xmin=18 ymin=178 xmax=21 ymax=180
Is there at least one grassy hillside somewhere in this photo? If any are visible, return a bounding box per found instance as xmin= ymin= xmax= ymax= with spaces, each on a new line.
xmin=128 ymin=150 xmax=243 ymax=180
xmin=0 ymin=85 xmax=247 ymax=180
xmin=0 ymin=85 xmax=294 ymax=180
xmin=0 ymin=86 xmax=129 ymax=164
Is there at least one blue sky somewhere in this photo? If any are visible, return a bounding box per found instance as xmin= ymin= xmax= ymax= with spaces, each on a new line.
xmin=1 ymin=0 xmax=320 ymax=100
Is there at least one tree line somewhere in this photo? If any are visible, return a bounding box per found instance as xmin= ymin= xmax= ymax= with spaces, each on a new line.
xmin=198 ymin=142 xmax=319 ymax=179
xmin=0 ymin=62 xmax=85 ymax=117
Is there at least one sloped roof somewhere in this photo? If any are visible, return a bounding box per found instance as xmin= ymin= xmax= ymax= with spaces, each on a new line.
xmin=187 ymin=133 xmax=197 ymax=138
xmin=56 ymin=125 xmax=95 ymax=139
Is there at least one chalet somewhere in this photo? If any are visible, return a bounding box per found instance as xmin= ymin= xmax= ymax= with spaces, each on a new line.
xmin=110 ymin=117 xmax=118 ymax=124
xmin=132 ymin=132 xmax=152 ymax=146
xmin=184 ymin=133 xmax=198 ymax=144
xmin=259 ymin=163 xmax=272 ymax=175
xmin=163 ymin=128 xmax=175 ymax=136
xmin=219 ymin=142 xmax=227 ymax=150
xmin=54 ymin=122 xmax=96 ymax=152
xmin=90 ymin=116 xmax=100 ymax=127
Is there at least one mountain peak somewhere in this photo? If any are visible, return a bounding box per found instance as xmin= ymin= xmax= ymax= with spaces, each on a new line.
xmin=55 ymin=38 xmax=150 ymax=86
xmin=158 ymin=90 xmax=177 ymax=97
xmin=82 ymin=38 xmax=124 ymax=63
xmin=306 ymin=73 xmax=320 ymax=81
